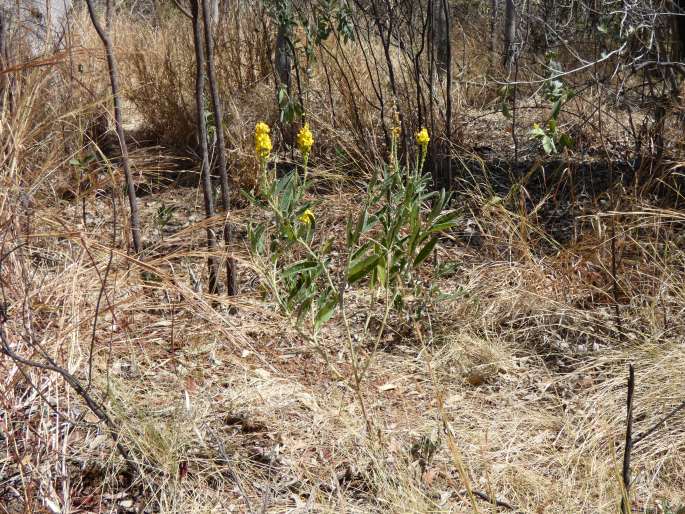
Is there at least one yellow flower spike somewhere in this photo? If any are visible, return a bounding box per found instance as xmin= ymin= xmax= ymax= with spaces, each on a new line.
xmin=416 ymin=127 xmax=430 ymax=171
xmin=255 ymin=121 xmax=270 ymax=136
xmin=416 ymin=127 xmax=430 ymax=148
xmin=254 ymin=122 xmax=272 ymax=161
xmin=298 ymin=208 xmax=315 ymax=225
xmin=296 ymin=123 xmax=314 ymax=157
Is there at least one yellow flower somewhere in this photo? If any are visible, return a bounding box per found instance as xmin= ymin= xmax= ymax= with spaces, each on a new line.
xmin=296 ymin=123 xmax=314 ymax=156
xmin=391 ymin=125 xmax=401 ymax=140
xmin=416 ymin=127 xmax=430 ymax=148
xmin=255 ymin=121 xmax=270 ymax=136
xmin=255 ymin=122 xmax=272 ymax=160
xmin=298 ymin=208 xmax=315 ymax=225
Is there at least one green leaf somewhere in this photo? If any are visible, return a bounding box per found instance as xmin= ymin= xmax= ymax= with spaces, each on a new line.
xmin=347 ymin=254 xmax=381 ymax=284
xmin=501 ymin=101 xmax=511 ymax=119
xmin=375 ymin=255 xmax=387 ymax=286
xmin=530 ymin=126 xmax=546 ymax=138
xmin=295 ymin=297 xmax=313 ymax=326
xmin=542 ymin=135 xmax=556 ymax=155
xmin=69 ymin=158 xmax=82 ymax=167
xmin=551 ymin=99 xmax=562 ymax=120
xmin=249 ymin=223 xmax=266 ymax=254
xmin=429 ymin=211 xmax=458 ymax=233
xmin=558 ymin=132 xmax=574 ymax=150
xmin=414 ymin=237 xmax=438 ymax=266
xmin=282 ymin=260 xmax=319 ymax=278
xmin=314 ymin=297 xmax=338 ymax=330
xmin=350 ymin=241 xmax=372 ymax=262
xmin=352 ymin=208 xmax=368 ymax=245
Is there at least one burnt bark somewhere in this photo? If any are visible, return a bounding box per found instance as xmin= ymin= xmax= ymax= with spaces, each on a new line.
xmin=432 ymin=0 xmax=449 ymax=74
xmin=201 ymin=0 xmax=237 ymax=295
xmin=84 ymin=0 xmax=143 ymax=255
xmin=503 ymin=0 xmax=516 ymax=68
xmin=191 ymin=0 xmax=219 ymax=295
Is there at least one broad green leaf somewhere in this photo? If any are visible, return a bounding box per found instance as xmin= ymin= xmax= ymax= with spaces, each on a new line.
xmin=530 ymin=126 xmax=546 ymax=138
xmin=414 ymin=237 xmax=438 ymax=266
xmin=296 ymin=297 xmax=313 ymax=326
xmin=282 ymin=260 xmax=319 ymax=278
xmin=347 ymin=254 xmax=380 ymax=284
xmin=542 ymin=135 xmax=556 ymax=154
xmin=558 ymin=132 xmax=574 ymax=150
xmin=314 ymin=297 xmax=338 ymax=330
xmin=429 ymin=211 xmax=458 ymax=233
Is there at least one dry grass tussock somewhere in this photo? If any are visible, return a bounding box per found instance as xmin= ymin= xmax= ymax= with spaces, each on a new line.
xmin=1 ymin=9 xmax=685 ymax=514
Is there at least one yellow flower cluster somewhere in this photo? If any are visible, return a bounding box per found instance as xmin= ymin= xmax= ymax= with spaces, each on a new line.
xmin=416 ymin=127 xmax=430 ymax=148
xmin=255 ymin=122 xmax=272 ymax=161
xmin=296 ymin=123 xmax=314 ymax=156
xmin=298 ymin=208 xmax=315 ymax=225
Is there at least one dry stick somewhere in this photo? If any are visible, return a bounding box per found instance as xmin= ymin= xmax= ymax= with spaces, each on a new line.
xmin=190 ymin=0 xmax=220 ymax=295
xmin=201 ymin=0 xmax=237 ymax=296
xmin=634 ymin=398 xmax=685 ymax=445
xmin=87 ymin=187 xmax=117 ymax=390
xmin=0 ymin=324 xmax=136 ymax=476
xmin=621 ymin=364 xmax=635 ymax=514
xmin=84 ymin=0 xmax=143 ymax=255
xmin=172 ymin=0 xmax=192 ymax=19
xmin=595 ymin=90 xmax=624 ymax=341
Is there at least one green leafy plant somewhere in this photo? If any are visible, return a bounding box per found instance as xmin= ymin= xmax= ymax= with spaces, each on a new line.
xmin=153 ymin=202 xmax=176 ymax=240
xmin=530 ymin=53 xmax=575 ymax=155
xmin=244 ymin=123 xmax=458 ymax=431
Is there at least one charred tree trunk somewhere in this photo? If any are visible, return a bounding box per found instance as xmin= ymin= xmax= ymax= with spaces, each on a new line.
xmin=503 ymin=0 xmax=516 ymax=69
xmin=201 ymin=0 xmax=237 ymax=296
xmin=433 ymin=0 xmax=449 ymax=74
xmin=490 ymin=0 xmax=498 ymax=57
xmin=191 ymin=0 xmax=220 ymax=295
xmin=675 ymin=0 xmax=685 ymax=59
xmin=84 ymin=0 xmax=143 ymax=255
xmin=442 ymin=0 xmax=453 ymax=186
xmin=274 ymin=9 xmax=292 ymax=96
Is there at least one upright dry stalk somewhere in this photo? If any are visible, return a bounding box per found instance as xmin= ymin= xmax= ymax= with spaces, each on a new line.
xmin=84 ymin=0 xmax=143 ymax=254
xmin=190 ymin=0 xmax=219 ymax=295
xmin=0 ymin=6 xmax=7 ymax=110
xmin=621 ymin=364 xmax=635 ymax=514
xmin=201 ymin=0 xmax=237 ymax=295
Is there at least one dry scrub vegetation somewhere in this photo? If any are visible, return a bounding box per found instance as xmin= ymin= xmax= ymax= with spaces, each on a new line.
xmin=1 ymin=2 xmax=685 ymax=514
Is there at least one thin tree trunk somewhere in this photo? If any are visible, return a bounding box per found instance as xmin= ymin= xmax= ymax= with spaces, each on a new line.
xmin=84 ymin=0 xmax=143 ymax=255
xmin=191 ymin=0 xmax=219 ymax=295
xmin=201 ymin=0 xmax=237 ymax=295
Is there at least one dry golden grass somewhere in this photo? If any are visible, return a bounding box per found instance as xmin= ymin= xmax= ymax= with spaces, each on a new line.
xmin=1 ymin=7 xmax=685 ymax=514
